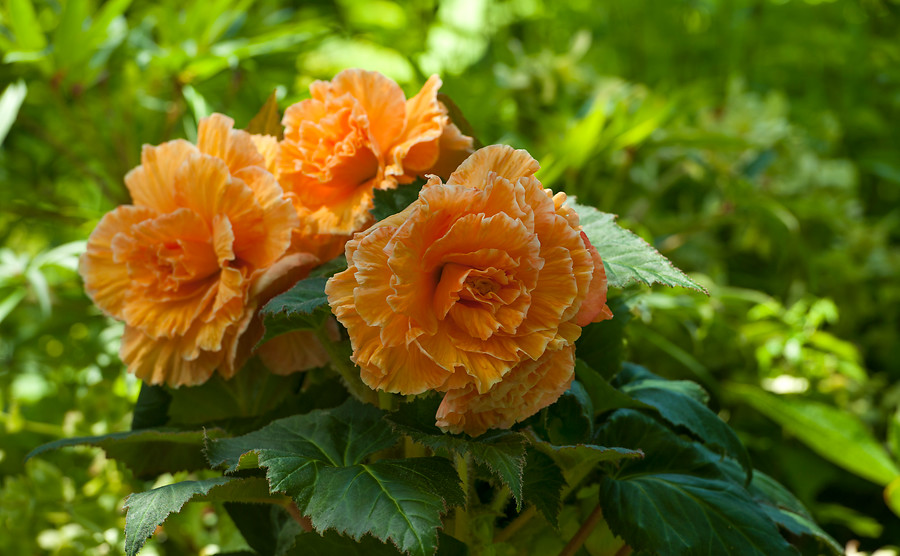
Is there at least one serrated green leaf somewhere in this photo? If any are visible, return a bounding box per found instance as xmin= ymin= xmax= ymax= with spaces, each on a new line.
xmin=371 ymin=184 xmax=422 ymax=222
xmin=286 ymin=530 xmax=468 ymax=556
xmin=747 ymin=471 xmax=842 ymax=556
xmin=208 ymin=400 xmax=463 ymax=556
xmin=596 ymin=411 xmax=796 ymax=556
xmin=600 ymin=473 xmax=797 ymax=556
xmin=522 ymin=449 xmax=565 ymax=528
xmin=615 ymin=362 xmax=710 ymax=404
xmin=27 ymin=428 xmax=225 ymax=478
xmin=727 ymin=383 xmax=900 ymax=486
xmin=246 ymin=89 xmax=284 ymax=138
xmin=263 ymin=276 xmax=331 ymax=318
xmin=574 ymin=360 xmax=650 ymax=416
xmin=572 ymin=202 xmax=706 ymax=293
xmin=258 ymin=276 xmax=332 ymax=345
xmin=124 ymin=477 xmax=271 ymax=556
xmin=131 ymin=383 xmax=171 ymax=430
xmin=531 ymin=438 xmax=643 ymax=489
xmin=620 ymin=367 xmax=752 ymax=481
xmin=575 ymin=297 xmax=631 ymax=380
xmin=307 ymin=457 xmax=464 ymax=555
xmin=225 ymin=503 xmax=305 ymax=556
xmin=543 ymin=381 xmax=594 ymax=445
xmin=388 ymin=396 xmax=528 ymax=509
xmin=167 ymin=361 xmax=304 ymax=428
xmin=308 ymin=255 xmax=349 ymax=278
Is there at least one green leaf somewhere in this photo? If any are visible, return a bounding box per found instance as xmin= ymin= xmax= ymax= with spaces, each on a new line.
xmin=131 ymin=383 xmax=172 ymax=430
xmin=259 ymin=276 xmax=332 ymax=343
xmin=371 ymin=183 xmax=422 ymax=222
xmin=208 ymin=400 xmax=464 ymax=556
xmin=596 ymin=411 xmax=796 ymax=556
xmin=286 ymin=530 xmax=468 ymax=556
xmin=574 ymin=360 xmax=649 ymax=416
xmin=246 ymin=89 xmax=284 ymax=138
xmin=522 ymin=449 xmax=565 ymax=528
xmin=389 ymin=396 xmax=528 ymax=509
xmin=124 ymin=476 xmax=274 ymax=556
xmin=225 ymin=503 xmax=305 ymax=556
xmin=622 ymin=372 xmax=752 ymax=481
xmin=600 ymin=474 xmax=797 ymax=556
xmin=575 ymin=297 xmax=631 ymax=380
xmin=182 ymin=84 xmax=211 ymax=120
xmin=615 ymin=362 xmax=710 ymax=404
xmin=531 ymin=438 xmax=643 ymax=489
xmin=727 ymin=383 xmax=900 ymax=486
xmin=167 ymin=362 xmax=304 ymax=428
xmin=52 ymin=0 xmax=89 ymax=68
xmin=0 ymin=80 xmax=28 ymax=147
xmin=27 ymin=428 xmax=224 ymax=478
xmin=571 ymin=202 xmax=706 ymax=293
xmin=8 ymin=0 xmax=46 ymax=51
xmin=287 ymin=530 xmax=405 ymax=555
xmin=748 ymin=471 xmax=842 ymax=556
xmin=437 ymin=92 xmax=482 ymax=149
xmin=543 ymin=381 xmax=594 ymax=445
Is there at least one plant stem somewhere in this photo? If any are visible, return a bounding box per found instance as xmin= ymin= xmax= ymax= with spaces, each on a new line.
xmin=558 ymin=502 xmax=605 ymax=556
xmin=454 ymin=452 xmax=472 ymax=543
xmin=489 ymin=485 xmax=511 ymax=514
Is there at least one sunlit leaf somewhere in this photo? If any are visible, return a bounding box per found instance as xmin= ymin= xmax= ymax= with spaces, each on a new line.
xmin=0 ymin=80 xmax=28 ymax=147
xmin=728 ymin=383 xmax=900 ymax=486
xmin=571 ymin=202 xmax=706 ymax=293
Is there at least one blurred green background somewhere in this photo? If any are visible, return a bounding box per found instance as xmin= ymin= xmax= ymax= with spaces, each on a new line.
xmin=2 ymin=0 xmax=900 ymax=553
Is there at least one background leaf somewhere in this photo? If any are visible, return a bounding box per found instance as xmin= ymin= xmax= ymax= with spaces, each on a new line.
xmin=728 ymin=384 xmax=900 ymax=486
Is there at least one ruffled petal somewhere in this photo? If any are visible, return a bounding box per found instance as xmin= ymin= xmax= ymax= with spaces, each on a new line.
xmin=197 ymin=113 xmax=266 ymax=175
xmin=79 ymin=206 xmax=156 ymax=319
xmin=125 ymin=140 xmax=196 ymax=213
xmin=326 ymin=69 xmax=407 ymax=155
xmin=447 ymin=144 xmax=540 ymax=188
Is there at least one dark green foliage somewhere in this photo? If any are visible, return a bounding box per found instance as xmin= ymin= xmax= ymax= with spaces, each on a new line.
xmin=225 ymin=503 xmax=305 ymax=556
xmin=521 ymin=449 xmax=565 ymax=528
xmin=27 ymin=428 xmax=225 ymax=478
xmin=371 ymin=184 xmax=423 ymax=221
xmin=208 ymin=400 xmax=464 ymax=556
xmin=124 ymin=477 xmax=279 ymax=556
xmin=596 ymin=411 xmax=799 ymax=556
xmin=389 ymin=396 xmax=528 ymax=509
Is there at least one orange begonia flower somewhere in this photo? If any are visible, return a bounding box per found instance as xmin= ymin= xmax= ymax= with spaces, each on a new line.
xmin=277 ymin=69 xmax=474 ymax=235
xmin=325 ymin=144 xmax=612 ymax=435
xmin=80 ymin=114 xmax=323 ymax=387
